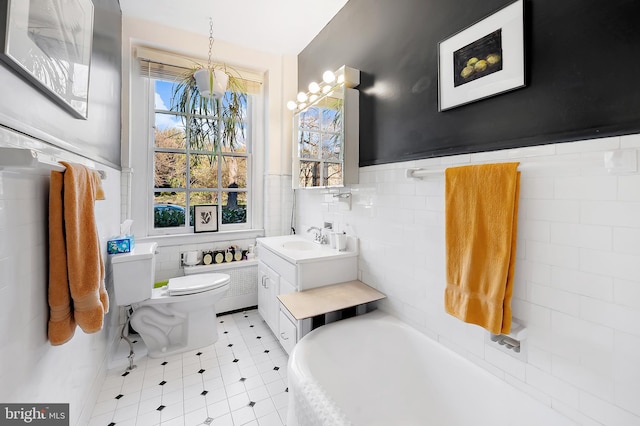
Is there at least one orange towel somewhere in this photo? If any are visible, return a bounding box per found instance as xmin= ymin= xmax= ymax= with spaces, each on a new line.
xmin=48 ymin=162 xmax=108 ymax=345
xmin=444 ymin=162 xmax=520 ymax=335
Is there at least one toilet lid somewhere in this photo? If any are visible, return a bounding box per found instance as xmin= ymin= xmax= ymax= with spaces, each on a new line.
xmin=167 ymin=273 xmax=230 ymax=296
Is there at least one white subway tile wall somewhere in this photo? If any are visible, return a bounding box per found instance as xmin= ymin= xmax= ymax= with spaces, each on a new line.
xmin=296 ymin=134 xmax=640 ymax=425
xmin=264 ymin=174 xmax=294 ymax=238
xmin=0 ymin=165 xmax=122 ymax=426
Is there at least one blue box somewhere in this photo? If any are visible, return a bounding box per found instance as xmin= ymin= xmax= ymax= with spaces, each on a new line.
xmin=107 ymin=235 xmax=135 ymax=254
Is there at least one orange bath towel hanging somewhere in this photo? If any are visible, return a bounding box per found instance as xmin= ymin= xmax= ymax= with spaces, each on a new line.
xmin=444 ymin=162 xmax=520 ymax=335
xmin=48 ymin=162 xmax=108 ymax=345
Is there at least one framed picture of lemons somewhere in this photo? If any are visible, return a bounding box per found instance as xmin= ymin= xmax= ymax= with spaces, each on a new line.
xmin=438 ymin=0 xmax=525 ymax=111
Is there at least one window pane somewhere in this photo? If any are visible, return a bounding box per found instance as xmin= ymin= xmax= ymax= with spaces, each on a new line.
xmin=190 ymin=191 xmax=218 ymax=206
xmin=299 ymin=161 xmax=320 ymax=188
xmin=155 ymin=116 xmax=185 ymax=148
xmin=222 ymin=91 xmax=247 ymax=116
xmin=190 ymin=154 xmax=218 ymax=188
xmin=155 ymin=152 xmax=186 ymax=188
xmin=222 ymin=156 xmax=247 ymax=189
xmin=153 ymin=193 xmax=186 ymax=228
xmin=189 ymin=192 xmax=218 ymax=227
xmin=222 ymin=191 xmax=247 ymax=224
xmin=322 ymin=104 xmax=342 ymax=133
xmin=298 ymin=131 xmax=320 ymax=159
xmin=221 ymin=91 xmax=247 ymax=152
xmin=187 ymin=117 xmax=218 ymax=151
xmin=321 ymin=133 xmax=341 ymax=160
xmin=324 ymin=163 xmax=343 ymax=187
xmin=154 ymin=80 xmax=174 ymax=111
xmin=220 ymin=121 xmax=246 ymax=152
xmin=299 ymin=107 xmax=319 ymax=130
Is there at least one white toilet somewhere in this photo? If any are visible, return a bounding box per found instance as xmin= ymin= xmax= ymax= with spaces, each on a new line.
xmin=111 ymin=242 xmax=230 ymax=358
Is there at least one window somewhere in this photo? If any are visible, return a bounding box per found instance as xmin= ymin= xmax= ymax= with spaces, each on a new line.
xmin=150 ymin=77 xmax=253 ymax=233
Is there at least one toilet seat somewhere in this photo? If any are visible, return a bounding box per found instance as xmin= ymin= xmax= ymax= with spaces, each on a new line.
xmin=168 ymin=273 xmax=230 ymax=296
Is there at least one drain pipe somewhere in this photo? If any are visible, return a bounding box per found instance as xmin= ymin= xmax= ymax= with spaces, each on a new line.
xmin=120 ymin=307 xmax=137 ymax=371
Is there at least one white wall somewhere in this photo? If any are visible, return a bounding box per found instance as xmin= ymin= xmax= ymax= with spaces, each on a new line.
xmin=296 ymin=134 xmax=640 ymax=425
xmin=0 ymin=131 xmax=121 ymax=425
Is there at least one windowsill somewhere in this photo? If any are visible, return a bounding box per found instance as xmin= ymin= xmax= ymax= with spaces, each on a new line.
xmin=137 ymin=228 xmax=265 ymax=247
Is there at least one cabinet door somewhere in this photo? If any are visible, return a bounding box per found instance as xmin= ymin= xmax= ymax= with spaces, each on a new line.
xmin=279 ymin=310 xmax=297 ymax=355
xmin=257 ymin=261 xmax=279 ymax=332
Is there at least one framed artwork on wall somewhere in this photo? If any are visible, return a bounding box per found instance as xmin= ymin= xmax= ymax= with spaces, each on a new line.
xmin=0 ymin=0 xmax=94 ymax=119
xmin=438 ymin=0 xmax=525 ymax=111
xmin=194 ymin=205 xmax=218 ymax=233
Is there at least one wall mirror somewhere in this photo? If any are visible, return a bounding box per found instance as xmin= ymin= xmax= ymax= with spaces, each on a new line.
xmin=290 ymin=66 xmax=359 ymax=189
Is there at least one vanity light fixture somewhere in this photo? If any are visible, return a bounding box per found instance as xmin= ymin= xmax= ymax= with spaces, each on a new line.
xmin=287 ymin=65 xmax=360 ymax=111
xmin=323 ymin=70 xmax=336 ymax=84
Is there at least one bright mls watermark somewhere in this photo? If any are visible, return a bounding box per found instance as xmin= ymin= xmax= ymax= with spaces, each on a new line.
xmin=0 ymin=404 xmax=68 ymax=425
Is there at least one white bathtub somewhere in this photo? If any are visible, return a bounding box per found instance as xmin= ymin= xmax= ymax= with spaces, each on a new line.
xmin=287 ymin=310 xmax=576 ymax=426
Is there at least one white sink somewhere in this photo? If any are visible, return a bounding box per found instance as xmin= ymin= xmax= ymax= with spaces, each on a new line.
xmin=257 ymin=234 xmax=359 ymax=291
xmin=281 ymin=241 xmax=318 ymax=251
xmin=256 ymin=235 xmax=358 ymax=265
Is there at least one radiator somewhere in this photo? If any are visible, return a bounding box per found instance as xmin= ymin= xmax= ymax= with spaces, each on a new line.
xmin=184 ymin=260 xmax=258 ymax=313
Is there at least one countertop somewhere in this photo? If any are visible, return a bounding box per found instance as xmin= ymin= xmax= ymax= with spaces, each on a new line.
xmin=277 ymin=280 xmax=386 ymax=320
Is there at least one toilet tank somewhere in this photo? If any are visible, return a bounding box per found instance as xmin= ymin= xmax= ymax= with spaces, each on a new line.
xmin=111 ymin=242 xmax=157 ymax=306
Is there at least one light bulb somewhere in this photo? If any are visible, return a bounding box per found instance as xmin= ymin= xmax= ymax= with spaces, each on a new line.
xmin=297 ymin=92 xmax=308 ymax=102
xmin=322 ymin=85 xmax=331 ymax=94
xmin=308 ymin=81 xmax=320 ymax=94
xmin=287 ymin=100 xmax=297 ymax=110
xmin=337 ymin=74 xmax=345 ymax=84
xmin=298 ymin=102 xmax=307 ymax=110
xmin=309 ymin=94 xmax=318 ymax=103
xmin=322 ymin=70 xmax=336 ymax=84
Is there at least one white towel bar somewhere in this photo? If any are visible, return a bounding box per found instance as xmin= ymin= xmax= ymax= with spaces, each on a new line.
xmin=0 ymin=147 xmax=106 ymax=179
xmin=405 ymin=149 xmax=637 ymax=179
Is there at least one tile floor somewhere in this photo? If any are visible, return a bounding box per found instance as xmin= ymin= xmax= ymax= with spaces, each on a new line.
xmin=89 ymin=309 xmax=289 ymax=426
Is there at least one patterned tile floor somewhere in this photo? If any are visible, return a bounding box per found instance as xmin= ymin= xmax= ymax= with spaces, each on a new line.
xmin=88 ymin=309 xmax=289 ymax=426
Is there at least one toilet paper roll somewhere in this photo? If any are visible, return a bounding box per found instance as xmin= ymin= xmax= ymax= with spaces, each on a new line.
xmin=336 ymin=233 xmax=347 ymax=251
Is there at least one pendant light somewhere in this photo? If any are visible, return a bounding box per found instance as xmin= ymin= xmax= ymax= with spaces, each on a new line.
xmin=193 ymin=18 xmax=229 ymax=99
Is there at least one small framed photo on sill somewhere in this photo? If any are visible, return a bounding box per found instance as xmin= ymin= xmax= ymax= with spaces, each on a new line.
xmin=194 ymin=205 xmax=218 ymax=233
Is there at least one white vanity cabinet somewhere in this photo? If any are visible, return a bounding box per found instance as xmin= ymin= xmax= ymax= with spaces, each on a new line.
xmin=256 ymin=235 xmax=358 ymax=354
xmin=257 ymin=259 xmax=297 ymax=338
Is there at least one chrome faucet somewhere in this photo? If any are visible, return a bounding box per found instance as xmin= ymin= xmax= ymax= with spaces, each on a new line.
xmin=306 ymin=226 xmax=325 ymax=243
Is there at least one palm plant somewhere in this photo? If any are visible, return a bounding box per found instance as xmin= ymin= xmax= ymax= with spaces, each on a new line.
xmin=170 ymin=66 xmax=247 ymax=153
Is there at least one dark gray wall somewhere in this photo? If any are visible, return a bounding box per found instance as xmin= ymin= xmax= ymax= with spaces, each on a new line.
xmin=0 ymin=0 xmax=121 ymax=167
xmin=299 ymin=0 xmax=640 ymax=166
